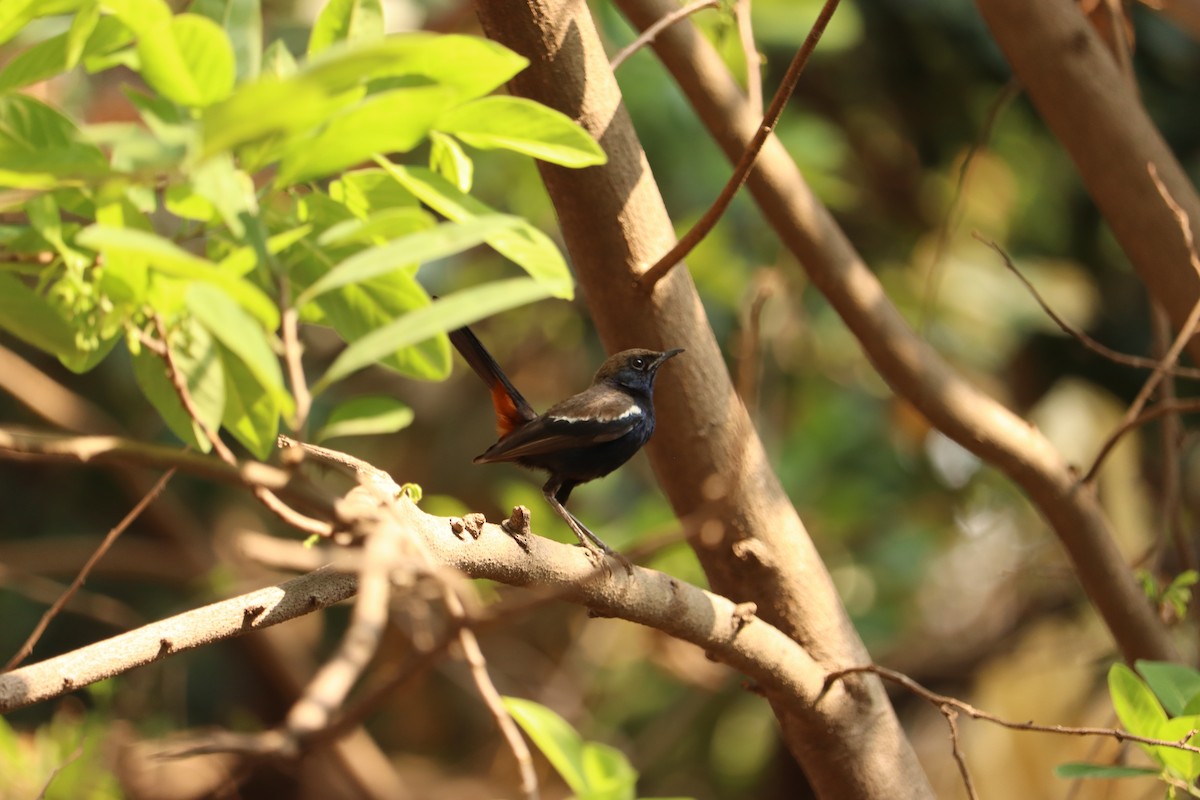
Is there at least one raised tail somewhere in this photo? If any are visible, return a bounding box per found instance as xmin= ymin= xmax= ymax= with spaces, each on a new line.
xmin=448 ymin=325 xmax=538 ymax=438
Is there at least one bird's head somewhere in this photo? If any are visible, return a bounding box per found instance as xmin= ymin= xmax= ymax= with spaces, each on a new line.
xmin=593 ymin=348 xmax=684 ymax=394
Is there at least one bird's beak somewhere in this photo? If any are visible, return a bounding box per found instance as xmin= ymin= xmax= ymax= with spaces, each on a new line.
xmin=655 ymin=348 xmax=684 ymax=368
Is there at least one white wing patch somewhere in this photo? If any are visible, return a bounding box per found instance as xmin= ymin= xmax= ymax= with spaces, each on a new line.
xmin=550 ymin=405 xmax=643 ymax=424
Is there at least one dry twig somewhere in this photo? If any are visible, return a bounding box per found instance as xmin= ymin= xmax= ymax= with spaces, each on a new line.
xmin=609 ymin=0 xmax=719 ymax=70
xmin=637 ymin=0 xmax=842 ymax=288
xmin=1084 ymin=164 xmax=1200 ymax=484
xmin=4 ymin=469 xmax=175 ymax=671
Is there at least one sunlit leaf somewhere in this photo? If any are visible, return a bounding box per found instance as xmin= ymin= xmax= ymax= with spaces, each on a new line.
xmin=317 ymin=207 xmax=433 ymax=248
xmin=0 ymin=8 xmax=130 ymax=92
xmin=185 ymin=284 xmax=288 ymax=421
xmin=503 ymin=697 xmax=588 ymax=795
xmin=130 ymin=318 xmax=224 ymax=452
xmin=192 ymin=0 xmax=262 ymax=81
xmin=308 ymin=0 xmax=384 ymax=56
xmin=315 ymin=395 xmax=413 ymax=442
xmin=436 ymin=97 xmax=606 ymax=168
xmin=297 ymin=215 xmax=521 ymax=306
xmin=0 ymin=95 xmax=108 ymax=188
xmin=219 ymin=342 xmax=281 ymax=459
xmin=429 ymin=131 xmax=473 ymax=192
xmin=378 ymin=161 xmax=574 ymax=299
xmin=100 ymin=0 xmax=172 ymax=37
xmin=0 ymin=273 xmax=75 ymax=357
xmin=317 ymin=276 xmax=556 ymax=388
xmin=76 ymin=225 xmax=279 ymax=329
xmin=137 ymin=13 xmax=236 ymax=108
xmin=1137 ymin=661 xmax=1200 ymax=718
xmin=275 ymin=86 xmax=453 ymax=184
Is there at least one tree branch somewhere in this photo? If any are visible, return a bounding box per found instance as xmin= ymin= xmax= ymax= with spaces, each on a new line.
xmin=0 ymin=568 xmax=358 ymax=711
xmin=472 ymin=1 xmax=932 ymax=796
xmin=615 ymin=0 xmax=1176 ymax=665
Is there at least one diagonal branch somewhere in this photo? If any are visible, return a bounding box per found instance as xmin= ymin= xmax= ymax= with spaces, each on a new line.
xmin=616 ymin=0 xmax=1175 ymax=665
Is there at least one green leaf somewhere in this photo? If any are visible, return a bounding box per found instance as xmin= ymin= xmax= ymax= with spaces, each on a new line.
xmin=317 ymin=207 xmax=434 ymax=248
xmin=275 ymin=85 xmax=453 ymax=184
xmin=191 ymin=153 xmax=258 ymax=238
xmin=437 ymin=96 xmax=607 ymax=168
xmin=66 ymin=2 xmax=102 ymax=66
xmin=185 ymin=283 xmax=291 ymax=416
xmin=76 ymin=225 xmax=279 ymax=329
xmin=502 ymin=697 xmax=588 ymax=795
xmin=202 ymin=34 xmax=525 ymax=159
xmin=261 ymin=39 xmax=296 ymax=78
xmin=580 ymin=742 xmax=638 ymax=800
xmin=297 ymin=215 xmax=522 ymax=307
xmin=0 ymin=0 xmax=91 ymax=47
xmin=218 ymin=342 xmax=279 ymax=459
xmin=315 ymin=395 xmax=413 ymax=442
xmin=292 ymin=247 xmax=447 ymax=381
xmin=302 ymin=34 xmax=527 ymax=103
xmin=1137 ymin=661 xmax=1200 ymax=718
xmin=1054 ymin=763 xmax=1159 ymax=779
xmin=0 ymin=273 xmax=75 ymax=356
xmin=100 ymin=0 xmax=172 ymax=38
xmin=308 ymin=0 xmax=384 ymax=57
xmin=0 ymin=7 xmax=130 ymax=92
xmin=317 ymin=275 xmax=557 ymax=388
xmin=192 ymin=0 xmax=262 ymax=81
xmin=0 ymin=95 xmax=108 ymax=188
xmin=137 ymin=13 xmax=236 ymax=108
xmin=378 ymin=162 xmax=574 ymax=299
xmin=218 ymin=225 xmax=312 ymax=276
xmin=429 ymin=131 xmax=473 ymax=192
xmin=329 ymin=167 xmax=419 ymax=217
xmin=130 ymin=318 xmax=224 ymax=452
xmin=1110 ymin=663 xmax=1169 ymax=738
xmin=199 ymin=78 xmax=356 ymax=159
xmin=1154 ymin=715 xmax=1200 ymax=783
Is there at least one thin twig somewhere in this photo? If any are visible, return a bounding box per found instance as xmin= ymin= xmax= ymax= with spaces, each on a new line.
xmin=609 ymin=0 xmax=719 ymax=70
xmin=280 ymin=274 xmax=312 ymax=433
xmin=943 ymin=709 xmax=979 ymax=800
xmin=976 ymin=233 xmax=1200 ymax=379
xmin=735 ymin=0 xmax=763 ymax=118
xmin=443 ymin=586 xmax=539 ymax=800
xmin=1087 ymin=399 xmax=1200 ymax=482
xmin=1084 ymin=164 xmax=1200 ymax=484
xmin=823 ymin=664 xmax=1200 ymax=755
xmin=276 ymin=434 xmax=401 ymax=494
xmin=637 ymin=0 xmax=842 ymax=288
xmin=4 ymin=468 xmax=176 ymax=671
xmin=34 ymin=741 xmax=85 ymax=800
xmin=152 ymin=316 xmax=333 ymax=537
xmin=1151 ymin=303 xmax=1193 ymax=571
xmin=920 ymin=81 xmax=1019 ymax=332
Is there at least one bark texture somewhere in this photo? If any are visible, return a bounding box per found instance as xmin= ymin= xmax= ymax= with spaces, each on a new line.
xmin=472 ymin=1 xmax=935 ymax=797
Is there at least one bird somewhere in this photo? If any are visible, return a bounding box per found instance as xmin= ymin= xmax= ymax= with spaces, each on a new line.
xmin=449 ymin=324 xmax=683 ymax=568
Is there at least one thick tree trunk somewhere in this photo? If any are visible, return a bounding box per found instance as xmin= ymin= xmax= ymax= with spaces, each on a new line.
xmin=471 ymin=1 xmax=935 ymax=797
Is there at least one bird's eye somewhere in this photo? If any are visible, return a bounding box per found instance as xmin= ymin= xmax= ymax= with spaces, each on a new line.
xmin=632 ymin=357 xmax=647 ymax=370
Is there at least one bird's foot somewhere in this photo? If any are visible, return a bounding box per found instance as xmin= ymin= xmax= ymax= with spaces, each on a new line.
xmin=576 ymin=537 xmax=633 ymax=577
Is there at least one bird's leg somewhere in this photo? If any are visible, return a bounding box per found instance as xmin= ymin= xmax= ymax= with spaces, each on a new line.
xmin=542 ymin=481 xmax=632 ymax=575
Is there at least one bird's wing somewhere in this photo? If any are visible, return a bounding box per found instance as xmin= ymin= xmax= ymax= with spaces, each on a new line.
xmin=474 ymin=390 xmax=644 ymax=463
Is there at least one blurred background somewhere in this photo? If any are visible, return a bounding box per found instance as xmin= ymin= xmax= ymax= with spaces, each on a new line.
xmin=3 ymin=0 xmax=1200 ymax=797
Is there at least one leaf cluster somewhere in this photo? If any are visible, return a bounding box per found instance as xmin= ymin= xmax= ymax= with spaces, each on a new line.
xmin=0 ymin=0 xmax=606 ymax=457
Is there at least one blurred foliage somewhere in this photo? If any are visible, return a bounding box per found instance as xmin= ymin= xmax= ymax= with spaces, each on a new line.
xmin=2 ymin=0 xmax=1200 ymax=799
